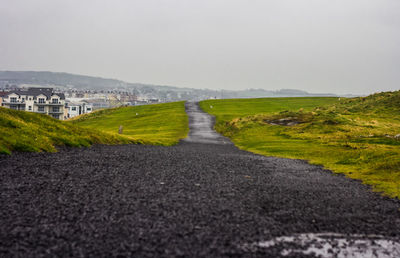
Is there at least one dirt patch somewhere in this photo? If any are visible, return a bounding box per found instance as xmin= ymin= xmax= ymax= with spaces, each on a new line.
xmin=264 ymin=117 xmax=301 ymax=126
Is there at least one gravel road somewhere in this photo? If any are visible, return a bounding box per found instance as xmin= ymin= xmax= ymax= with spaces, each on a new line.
xmin=1 ymin=102 xmax=400 ymax=257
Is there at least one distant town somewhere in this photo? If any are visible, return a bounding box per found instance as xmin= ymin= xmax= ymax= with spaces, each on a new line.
xmin=0 ymin=71 xmax=351 ymax=120
xmin=0 ymin=86 xmax=162 ymax=120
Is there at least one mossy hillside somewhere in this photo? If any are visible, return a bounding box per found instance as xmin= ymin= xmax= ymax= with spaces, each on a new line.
xmin=200 ymin=97 xmax=339 ymax=132
xmin=0 ymin=107 xmax=136 ymax=155
xmin=200 ymin=93 xmax=400 ymax=198
xmin=72 ymin=101 xmax=189 ymax=146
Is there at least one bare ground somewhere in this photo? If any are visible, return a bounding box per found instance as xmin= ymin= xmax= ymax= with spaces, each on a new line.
xmin=0 ymin=102 xmax=399 ymax=257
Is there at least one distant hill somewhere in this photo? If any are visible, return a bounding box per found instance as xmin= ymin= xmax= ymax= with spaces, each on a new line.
xmin=0 ymin=71 xmax=337 ymax=100
xmin=0 ymin=71 xmax=131 ymax=89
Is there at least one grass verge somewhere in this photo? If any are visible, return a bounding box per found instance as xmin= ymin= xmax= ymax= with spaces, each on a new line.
xmin=0 ymin=107 xmax=137 ymax=155
xmin=72 ymin=101 xmax=189 ymax=146
xmin=200 ymin=94 xmax=400 ymax=198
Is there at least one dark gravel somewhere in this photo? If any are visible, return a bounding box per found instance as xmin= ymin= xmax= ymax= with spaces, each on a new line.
xmin=1 ymin=103 xmax=400 ymax=257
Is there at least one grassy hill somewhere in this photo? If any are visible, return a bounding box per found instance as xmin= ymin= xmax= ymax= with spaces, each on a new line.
xmin=71 ymin=101 xmax=188 ymax=146
xmin=200 ymin=97 xmax=339 ymax=129
xmin=0 ymin=107 xmax=136 ymax=155
xmin=200 ymin=93 xmax=400 ymax=198
xmin=1 ymin=101 xmax=188 ymax=154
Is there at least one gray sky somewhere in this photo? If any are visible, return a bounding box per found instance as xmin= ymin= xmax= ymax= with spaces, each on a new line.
xmin=0 ymin=0 xmax=399 ymax=94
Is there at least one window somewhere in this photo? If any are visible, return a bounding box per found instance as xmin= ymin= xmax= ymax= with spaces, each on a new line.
xmin=10 ymin=105 xmax=18 ymax=110
xmin=51 ymin=114 xmax=59 ymax=119
xmin=22 ymin=98 xmax=25 ymax=101
xmin=38 ymin=98 xmax=45 ymax=103
xmin=71 ymin=107 xmax=77 ymax=111
xmin=38 ymin=106 xmax=44 ymax=112
xmin=10 ymin=97 xmax=17 ymax=103
xmin=86 ymin=107 xmax=91 ymax=111
xmin=52 ymin=98 xmax=59 ymax=104
xmin=53 ymin=107 xmax=60 ymax=112
xmin=28 ymin=106 xmax=32 ymax=111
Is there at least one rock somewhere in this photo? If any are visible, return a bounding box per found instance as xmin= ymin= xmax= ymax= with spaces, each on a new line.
xmin=279 ymin=117 xmax=293 ymax=122
xmin=395 ymin=134 xmax=400 ymax=139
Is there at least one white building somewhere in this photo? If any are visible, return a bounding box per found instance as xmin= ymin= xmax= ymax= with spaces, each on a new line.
xmin=66 ymin=102 xmax=93 ymax=118
xmin=1 ymin=88 xmax=66 ymax=120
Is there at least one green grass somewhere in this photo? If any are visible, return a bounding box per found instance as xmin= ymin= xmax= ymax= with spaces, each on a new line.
xmin=0 ymin=107 xmax=137 ymax=155
xmin=1 ymin=101 xmax=188 ymax=154
xmin=200 ymin=93 xmax=400 ymax=199
xmin=72 ymin=101 xmax=189 ymax=146
xmin=200 ymin=97 xmax=339 ymax=134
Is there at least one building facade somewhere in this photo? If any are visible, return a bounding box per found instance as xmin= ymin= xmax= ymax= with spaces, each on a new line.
xmin=0 ymin=91 xmax=8 ymax=106
xmin=66 ymin=102 xmax=93 ymax=118
xmin=1 ymin=88 xmax=66 ymax=120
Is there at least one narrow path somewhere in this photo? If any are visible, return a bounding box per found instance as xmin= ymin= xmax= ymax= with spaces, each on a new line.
xmin=182 ymin=101 xmax=231 ymax=144
xmin=0 ymin=102 xmax=400 ymax=257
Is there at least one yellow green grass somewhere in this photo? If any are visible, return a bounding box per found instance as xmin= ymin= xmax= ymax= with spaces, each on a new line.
xmin=200 ymin=93 xmax=400 ymax=198
xmin=1 ymin=101 xmax=188 ymax=154
xmin=200 ymin=97 xmax=339 ymax=132
xmin=0 ymin=107 xmax=136 ymax=155
xmin=72 ymin=101 xmax=188 ymax=146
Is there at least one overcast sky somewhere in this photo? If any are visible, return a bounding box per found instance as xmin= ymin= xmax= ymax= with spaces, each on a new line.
xmin=0 ymin=0 xmax=399 ymax=94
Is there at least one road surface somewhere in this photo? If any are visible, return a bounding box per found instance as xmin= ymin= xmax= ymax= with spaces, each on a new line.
xmin=1 ymin=102 xmax=400 ymax=257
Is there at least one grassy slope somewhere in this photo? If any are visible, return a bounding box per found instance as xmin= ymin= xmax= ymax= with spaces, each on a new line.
xmin=0 ymin=107 xmax=136 ymax=155
xmin=72 ymin=101 xmax=189 ymax=146
xmin=200 ymin=97 xmax=339 ymax=132
xmin=200 ymin=94 xmax=400 ymax=198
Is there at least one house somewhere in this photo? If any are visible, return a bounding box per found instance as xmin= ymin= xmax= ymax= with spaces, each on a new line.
xmin=63 ymin=103 xmax=69 ymax=120
xmin=81 ymin=99 xmax=110 ymax=110
xmin=0 ymin=91 xmax=8 ymax=106
xmin=1 ymin=88 xmax=66 ymax=120
xmin=134 ymin=100 xmax=148 ymax=105
xmin=66 ymin=102 xmax=93 ymax=118
xmin=148 ymin=98 xmax=160 ymax=104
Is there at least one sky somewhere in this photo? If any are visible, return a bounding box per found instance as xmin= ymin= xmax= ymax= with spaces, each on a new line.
xmin=0 ymin=0 xmax=399 ymax=94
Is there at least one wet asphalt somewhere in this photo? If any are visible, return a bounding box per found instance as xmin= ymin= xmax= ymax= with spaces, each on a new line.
xmin=1 ymin=102 xmax=400 ymax=257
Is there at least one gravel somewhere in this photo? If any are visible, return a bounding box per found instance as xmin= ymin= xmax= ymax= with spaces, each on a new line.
xmin=1 ymin=102 xmax=399 ymax=257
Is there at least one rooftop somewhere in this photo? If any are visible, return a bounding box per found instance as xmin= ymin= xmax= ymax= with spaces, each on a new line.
xmin=7 ymin=88 xmax=65 ymax=100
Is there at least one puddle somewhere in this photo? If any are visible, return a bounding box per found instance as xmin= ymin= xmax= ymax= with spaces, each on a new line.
xmin=243 ymin=233 xmax=400 ymax=257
